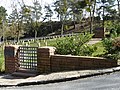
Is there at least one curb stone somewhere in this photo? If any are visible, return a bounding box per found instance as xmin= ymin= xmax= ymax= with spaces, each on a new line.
xmin=17 ymin=68 xmax=119 ymax=86
xmin=1 ymin=66 xmax=120 ymax=87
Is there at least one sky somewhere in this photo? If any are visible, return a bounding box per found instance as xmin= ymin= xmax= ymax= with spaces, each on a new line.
xmin=0 ymin=0 xmax=54 ymax=15
xmin=0 ymin=0 xmax=118 ymax=20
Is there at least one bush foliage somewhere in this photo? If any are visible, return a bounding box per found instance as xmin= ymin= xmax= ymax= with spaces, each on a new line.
xmin=102 ymin=37 xmax=120 ymax=60
xmin=54 ymin=33 xmax=96 ymax=56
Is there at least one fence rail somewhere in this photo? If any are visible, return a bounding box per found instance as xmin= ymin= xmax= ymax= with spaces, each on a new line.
xmin=19 ymin=33 xmax=82 ymax=42
xmin=6 ymin=33 xmax=85 ymax=43
xmin=1 ymin=32 xmax=86 ymax=45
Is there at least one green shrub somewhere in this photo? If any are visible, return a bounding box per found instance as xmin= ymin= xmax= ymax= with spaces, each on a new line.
xmin=104 ymin=53 xmax=120 ymax=60
xmin=109 ymin=22 xmax=120 ymax=38
xmin=55 ymin=33 xmax=94 ymax=56
xmin=92 ymin=41 xmax=105 ymax=57
xmin=113 ymin=37 xmax=120 ymax=48
xmin=105 ymin=21 xmax=120 ymax=37
xmin=80 ymin=44 xmax=97 ymax=56
xmin=102 ymin=38 xmax=113 ymax=54
xmin=102 ymin=37 xmax=120 ymax=60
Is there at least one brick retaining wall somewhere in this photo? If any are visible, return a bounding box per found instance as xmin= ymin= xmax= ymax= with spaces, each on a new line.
xmin=51 ymin=55 xmax=117 ymax=72
xmin=37 ymin=47 xmax=118 ymax=73
xmin=4 ymin=46 xmax=118 ymax=74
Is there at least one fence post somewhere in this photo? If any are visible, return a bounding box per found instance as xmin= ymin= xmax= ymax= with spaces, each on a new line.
xmin=37 ymin=46 xmax=56 ymax=74
xmin=4 ymin=45 xmax=20 ymax=73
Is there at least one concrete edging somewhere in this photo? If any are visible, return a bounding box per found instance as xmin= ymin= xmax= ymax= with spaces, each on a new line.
xmin=1 ymin=66 xmax=120 ymax=87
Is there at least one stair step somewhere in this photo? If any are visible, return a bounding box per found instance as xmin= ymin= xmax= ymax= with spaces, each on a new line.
xmin=12 ymin=72 xmax=37 ymax=78
xmin=17 ymin=68 xmax=38 ymax=74
xmin=12 ymin=68 xmax=38 ymax=78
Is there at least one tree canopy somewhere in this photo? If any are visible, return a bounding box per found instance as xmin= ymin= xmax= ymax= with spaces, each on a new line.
xmin=0 ymin=0 xmax=119 ymax=41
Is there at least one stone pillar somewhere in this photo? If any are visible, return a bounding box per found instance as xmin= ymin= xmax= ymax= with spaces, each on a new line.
xmin=4 ymin=45 xmax=20 ymax=73
xmin=37 ymin=46 xmax=56 ymax=74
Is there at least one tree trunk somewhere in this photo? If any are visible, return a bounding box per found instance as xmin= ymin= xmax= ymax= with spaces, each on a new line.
xmin=17 ymin=27 xmax=20 ymax=42
xmin=92 ymin=0 xmax=96 ymax=33
xmin=89 ymin=5 xmax=92 ymax=34
xmin=60 ymin=14 xmax=64 ymax=35
xmin=2 ymin=22 xmax=4 ymax=43
xmin=103 ymin=4 xmax=105 ymax=30
xmin=17 ymin=32 xmax=20 ymax=43
xmin=35 ymin=29 xmax=37 ymax=40
xmin=117 ymin=0 xmax=120 ymax=17
xmin=72 ymin=14 xmax=76 ymax=30
xmin=61 ymin=21 xmax=64 ymax=35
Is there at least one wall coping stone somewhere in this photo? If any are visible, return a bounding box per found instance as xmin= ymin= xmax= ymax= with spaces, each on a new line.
xmin=39 ymin=46 xmax=56 ymax=52
xmin=5 ymin=45 xmax=21 ymax=49
xmin=53 ymin=54 xmax=114 ymax=60
xmin=39 ymin=46 xmax=56 ymax=49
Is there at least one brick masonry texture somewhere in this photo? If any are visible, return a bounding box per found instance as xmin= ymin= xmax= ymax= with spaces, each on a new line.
xmin=4 ymin=45 xmax=20 ymax=73
xmin=37 ymin=47 xmax=56 ymax=73
xmin=5 ymin=46 xmax=118 ymax=74
xmin=37 ymin=47 xmax=118 ymax=73
xmin=50 ymin=55 xmax=117 ymax=72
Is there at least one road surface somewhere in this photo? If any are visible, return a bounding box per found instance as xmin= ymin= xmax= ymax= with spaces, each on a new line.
xmin=1 ymin=72 xmax=120 ymax=90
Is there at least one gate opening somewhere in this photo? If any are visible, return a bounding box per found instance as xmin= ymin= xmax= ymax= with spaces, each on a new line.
xmin=19 ymin=46 xmax=38 ymax=71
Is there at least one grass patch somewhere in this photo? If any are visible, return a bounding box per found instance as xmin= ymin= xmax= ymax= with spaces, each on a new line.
xmin=19 ymin=37 xmax=65 ymax=47
xmin=92 ymin=41 xmax=106 ymax=57
xmin=0 ymin=47 xmax=4 ymax=72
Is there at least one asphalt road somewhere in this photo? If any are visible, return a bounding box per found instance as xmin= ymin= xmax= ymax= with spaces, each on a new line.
xmin=1 ymin=72 xmax=120 ymax=90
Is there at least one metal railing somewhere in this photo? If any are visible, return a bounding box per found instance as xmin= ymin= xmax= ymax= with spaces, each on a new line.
xmin=19 ymin=46 xmax=38 ymax=70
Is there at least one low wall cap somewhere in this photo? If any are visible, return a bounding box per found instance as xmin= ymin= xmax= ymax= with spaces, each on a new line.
xmin=5 ymin=45 xmax=21 ymax=49
xmin=40 ymin=46 xmax=56 ymax=50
